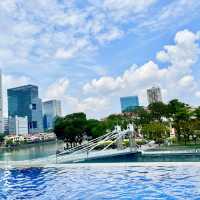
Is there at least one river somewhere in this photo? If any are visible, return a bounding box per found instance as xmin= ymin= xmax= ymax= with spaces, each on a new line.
xmin=0 ymin=141 xmax=65 ymax=161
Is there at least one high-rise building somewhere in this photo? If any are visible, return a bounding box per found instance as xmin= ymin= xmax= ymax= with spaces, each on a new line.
xmin=0 ymin=71 xmax=3 ymax=134
xmin=147 ymin=87 xmax=162 ymax=105
xmin=9 ymin=116 xmax=28 ymax=136
xmin=7 ymin=85 xmax=43 ymax=134
xmin=120 ymin=96 xmax=139 ymax=113
xmin=43 ymin=100 xmax=62 ymax=130
xmin=3 ymin=118 xmax=9 ymax=134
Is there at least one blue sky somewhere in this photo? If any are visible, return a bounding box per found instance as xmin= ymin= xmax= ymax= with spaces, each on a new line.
xmin=1 ymin=0 xmax=200 ymax=118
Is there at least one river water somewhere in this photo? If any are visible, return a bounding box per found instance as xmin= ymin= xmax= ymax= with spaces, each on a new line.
xmin=0 ymin=141 xmax=65 ymax=161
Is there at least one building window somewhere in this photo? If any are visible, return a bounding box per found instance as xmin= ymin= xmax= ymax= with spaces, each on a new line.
xmin=32 ymin=104 xmax=37 ymax=110
xmin=32 ymin=121 xmax=37 ymax=129
xmin=29 ymin=122 xmax=32 ymax=129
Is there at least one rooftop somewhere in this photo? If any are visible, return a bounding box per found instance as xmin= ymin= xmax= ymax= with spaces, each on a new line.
xmin=7 ymin=85 xmax=38 ymax=92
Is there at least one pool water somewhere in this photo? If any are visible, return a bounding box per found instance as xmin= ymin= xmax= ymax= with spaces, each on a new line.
xmin=0 ymin=164 xmax=200 ymax=200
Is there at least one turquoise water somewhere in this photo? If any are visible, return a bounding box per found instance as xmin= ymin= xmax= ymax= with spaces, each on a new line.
xmin=0 ymin=164 xmax=200 ymax=199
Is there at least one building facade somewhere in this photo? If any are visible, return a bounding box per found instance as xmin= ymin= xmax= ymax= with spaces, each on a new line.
xmin=3 ymin=118 xmax=9 ymax=135
xmin=147 ymin=87 xmax=162 ymax=105
xmin=9 ymin=116 xmax=28 ymax=136
xmin=120 ymin=96 xmax=139 ymax=113
xmin=0 ymin=71 xmax=3 ymax=133
xmin=7 ymin=85 xmax=43 ymax=134
xmin=43 ymin=100 xmax=62 ymax=130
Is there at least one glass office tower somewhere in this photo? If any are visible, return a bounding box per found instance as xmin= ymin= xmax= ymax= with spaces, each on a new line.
xmin=43 ymin=100 xmax=61 ymax=130
xmin=7 ymin=85 xmax=43 ymax=134
xmin=120 ymin=96 xmax=139 ymax=113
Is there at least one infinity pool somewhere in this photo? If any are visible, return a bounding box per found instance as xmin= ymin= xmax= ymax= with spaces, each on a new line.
xmin=0 ymin=163 xmax=200 ymax=200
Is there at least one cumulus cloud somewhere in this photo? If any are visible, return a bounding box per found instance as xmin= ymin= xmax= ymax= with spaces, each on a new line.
xmin=75 ymin=97 xmax=109 ymax=113
xmin=83 ymin=30 xmax=200 ymax=108
xmin=22 ymin=29 xmax=200 ymax=118
xmin=156 ymin=29 xmax=200 ymax=69
xmin=44 ymin=78 xmax=69 ymax=100
xmin=44 ymin=78 xmax=109 ymax=118
xmin=1 ymin=1 xmax=200 ymax=119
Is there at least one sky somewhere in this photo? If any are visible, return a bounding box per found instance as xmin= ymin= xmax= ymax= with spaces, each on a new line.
xmin=1 ymin=0 xmax=200 ymax=119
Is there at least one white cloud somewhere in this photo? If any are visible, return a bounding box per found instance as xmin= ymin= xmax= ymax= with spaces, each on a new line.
xmin=195 ymin=91 xmax=200 ymax=98
xmin=83 ymin=76 xmax=122 ymax=94
xmin=55 ymin=39 xmax=90 ymax=60
xmin=83 ymin=30 xmax=200 ymax=109
xmin=90 ymin=0 xmax=156 ymax=21
xmin=75 ymin=97 xmax=109 ymax=113
xmin=97 ymin=27 xmax=124 ymax=44
xmin=45 ymin=78 xmax=69 ymax=100
xmin=83 ymin=61 xmax=167 ymax=96
xmin=178 ymin=75 xmax=195 ymax=88
xmin=1 ymin=1 xmax=200 ymax=118
xmin=44 ymin=78 xmax=109 ymax=118
xmin=139 ymin=0 xmax=200 ymax=32
xmin=156 ymin=29 xmax=200 ymax=69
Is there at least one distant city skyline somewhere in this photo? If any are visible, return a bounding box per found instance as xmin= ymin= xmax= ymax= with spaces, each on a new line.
xmin=0 ymin=1 xmax=200 ymax=119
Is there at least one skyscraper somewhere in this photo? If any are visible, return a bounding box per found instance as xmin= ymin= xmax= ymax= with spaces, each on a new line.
xmin=120 ymin=96 xmax=139 ymax=113
xmin=0 ymin=71 xmax=3 ymax=134
xmin=7 ymin=85 xmax=43 ymax=134
xmin=43 ymin=100 xmax=62 ymax=130
xmin=3 ymin=118 xmax=9 ymax=134
xmin=147 ymin=87 xmax=162 ymax=105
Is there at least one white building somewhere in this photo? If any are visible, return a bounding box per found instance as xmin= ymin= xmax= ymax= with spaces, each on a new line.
xmin=147 ymin=87 xmax=162 ymax=105
xmin=43 ymin=100 xmax=62 ymax=130
xmin=9 ymin=116 xmax=28 ymax=136
xmin=0 ymin=71 xmax=3 ymax=133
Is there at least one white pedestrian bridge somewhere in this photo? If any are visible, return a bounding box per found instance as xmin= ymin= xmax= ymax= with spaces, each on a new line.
xmin=0 ymin=125 xmax=140 ymax=167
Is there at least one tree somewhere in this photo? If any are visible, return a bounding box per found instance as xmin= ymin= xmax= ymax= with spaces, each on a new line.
xmin=104 ymin=114 xmax=130 ymax=130
xmin=148 ymin=102 xmax=168 ymax=121
xmin=167 ymin=99 xmax=191 ymax=141
xmin=54 ymin=112 xmax=87 ymax=148
xmin=194 ymin=107 xmax=200 ymax=120
xmin=86 ymin=119 xmax=108 ymax=138
xmin=54 ymin=117 xmax=66 ymax=140
xmin=167 ymin=99 xmax=189 ymax=119
xmin=0 ymin=134 xmax=5 ymax=144
xmin=133 ymin=107 xmax=151 ymax=127
xmin=141 ymin=122 xmax=169 ymax=144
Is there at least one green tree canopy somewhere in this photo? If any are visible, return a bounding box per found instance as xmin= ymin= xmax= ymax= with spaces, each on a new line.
xmin=54 ymin=112 xmax=87 ymax=146
xmin=148 ymin=102 xmax=169 ymax=121
xmin=141 ymin=122 xmax=169 ymax=144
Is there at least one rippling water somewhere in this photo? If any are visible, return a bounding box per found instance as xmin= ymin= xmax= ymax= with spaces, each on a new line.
xmin=0 ymin=164 xmax=200 ymax=200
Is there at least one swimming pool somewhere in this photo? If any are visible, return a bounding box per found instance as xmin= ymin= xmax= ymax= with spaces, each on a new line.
xmin=0 ymin=163 xmax=199 ymax=200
